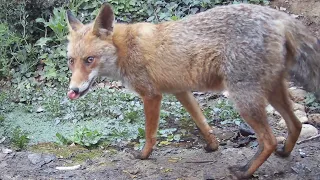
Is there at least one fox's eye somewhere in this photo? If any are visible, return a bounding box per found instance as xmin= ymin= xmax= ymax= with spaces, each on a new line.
xmin=86 ymin=56 xmax=94 ymax=64
xmin=68 ymin=58 xmax=74 ymax=65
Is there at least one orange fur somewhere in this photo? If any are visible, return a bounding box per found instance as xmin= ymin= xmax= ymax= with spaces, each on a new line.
xmin=65 ymin=3 xmax=320 ymax=179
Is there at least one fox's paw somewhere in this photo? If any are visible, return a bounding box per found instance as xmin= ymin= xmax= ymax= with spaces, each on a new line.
xmin=204 ymin=134 xmax=219 ymax=152
xmin=204 ymin=142 xmax=219 ymax=152
xmin=228 ymin=165 xmax=251 ymax=180
xmin=132 ymin=150 xmax=153 ymax=160
xmin=274 ymin=144 xmax=291 ymax=158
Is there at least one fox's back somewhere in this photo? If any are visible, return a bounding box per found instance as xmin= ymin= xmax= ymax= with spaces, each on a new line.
xmin=145 ymin=4 xmax=299 ymax=92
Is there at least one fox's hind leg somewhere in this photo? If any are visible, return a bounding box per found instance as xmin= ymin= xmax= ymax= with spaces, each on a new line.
xmin=269 ymin=80 xmax=302 ymax=157
xmin=227 ymin=89 xmax=277 ymax=179
xmin=174 ymin=91 xmax=219 ymax=152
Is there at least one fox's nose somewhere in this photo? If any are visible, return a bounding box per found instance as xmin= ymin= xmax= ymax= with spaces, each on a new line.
xmin=71 ymin=87 xmax=80 ymax=94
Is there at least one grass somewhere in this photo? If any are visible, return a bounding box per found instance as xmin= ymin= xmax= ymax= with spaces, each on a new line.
xmin=0 ymin=85 xmax=243 ymax=151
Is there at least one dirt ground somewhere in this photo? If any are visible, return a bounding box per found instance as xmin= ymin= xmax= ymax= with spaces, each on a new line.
xmin=1 ymin=0 xmax=320 ymax=180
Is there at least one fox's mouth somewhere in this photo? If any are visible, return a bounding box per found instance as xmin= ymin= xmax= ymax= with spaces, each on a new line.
xmin=67 ymin=78 xmax=96 ymax=100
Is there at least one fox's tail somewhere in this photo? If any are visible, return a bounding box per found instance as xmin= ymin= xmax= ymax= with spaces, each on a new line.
xmin=285 ymin=20 xmax=320 ymax=98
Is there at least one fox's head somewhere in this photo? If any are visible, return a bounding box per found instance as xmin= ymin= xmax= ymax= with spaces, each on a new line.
xmin=66 ymin=3 xmax=119 ymax=100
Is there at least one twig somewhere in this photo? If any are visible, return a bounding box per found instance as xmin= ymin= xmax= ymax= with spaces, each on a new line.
xmin=185 ymin=160 xmax=215 ymax=164
xmin=297 ymin=134 xmax=320 ymax=145
xmin=56 ymin=164 xmax=81 ymax=171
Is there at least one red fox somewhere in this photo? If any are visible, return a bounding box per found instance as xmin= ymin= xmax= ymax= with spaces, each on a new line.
xmin=65 ymin=3 xmax=320 ymax=179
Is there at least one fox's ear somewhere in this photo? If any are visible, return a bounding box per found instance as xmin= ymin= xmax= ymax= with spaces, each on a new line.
xmin=92 ymin=3 xmax=114 ymax=36
xmin=66 ymin=10 xmax=83 ymax=31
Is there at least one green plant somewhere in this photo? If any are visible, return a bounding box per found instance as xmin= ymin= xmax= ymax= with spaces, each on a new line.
xmin=0 ymin=115 xmax=4 ymax=125
xmin=10 ymin=126 xmax=30 ymax=150
xmin=56 ymin=126 xmax=104 ymax=147
xmin=214 ymin=98 xmax=243 ymax=125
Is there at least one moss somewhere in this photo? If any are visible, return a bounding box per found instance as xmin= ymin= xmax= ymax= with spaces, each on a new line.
xmin=30 ymin=142 xmax=107 ymax=165
xmin=30 ymin=142 xmax=87 ymax=159
xmin=72 ymin=149 xmax=103 ymax=164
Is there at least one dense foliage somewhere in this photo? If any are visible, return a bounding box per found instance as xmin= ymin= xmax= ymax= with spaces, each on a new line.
xmin=0 ymin=0 xmax=269 ymax=88
xmin=0 ymin=0 xmax=269 ymax=148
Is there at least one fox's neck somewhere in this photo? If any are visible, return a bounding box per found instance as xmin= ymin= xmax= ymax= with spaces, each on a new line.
xmin=111 ymin=22 xmax=158 ymax=68
xmin=112 ymin=22 xmax=157 ymax=50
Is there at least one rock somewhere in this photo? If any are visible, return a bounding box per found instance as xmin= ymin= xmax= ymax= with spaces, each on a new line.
xmin=293 ymin=102 xmax=305 ymax=112
xmin=0 ymin=137 xmax=5 ymax=144
xmin=239 ymin=123 xmax=255 ymax=136
xmin=298 ymin=149 xmax=306 ymax=158
xmin=291 ymin=162 xmax=310 ymax=174
xmin=289 ymin=88 xmax=307 ymax=103
xmin=277 ymin=119 xmax=287 ymax=128
xmin=299 ymin=124 xmax=319 ymax=140
xmin=222 ymin=91 xmax=229 ymax=98
xmin=0 ymin=153 xmax=7 ymax=161
xmin=43 ymin=154 xmax=56 ymax=164
xmin=291 ymin=14 xmax=300 ymax=19
xmin=276 ymin=136 xmax=286 ymax=144
xmin=280 ymin=7 xmax=287 ymax=11
xmin=128 ymin=168 xmax=140 ymax=175
xmin=28 ymin=153 xmax=56 ymax=166
xmin=307 ymin=114 xmax=320 ymax=127
xmin=97 ymin=83 xmax=105 ymax=88
xmin=2 ymin=148 xmax=12 ymax=154
xmin=28 ymin=153 xmax=43 ymax=165
xmin=36 ymin=106 xmax=44 ymax=113
xmin=294 ymin=110 xmax=308 ymax=123
xmin=266 ymin=105 xmax=275 ymax=114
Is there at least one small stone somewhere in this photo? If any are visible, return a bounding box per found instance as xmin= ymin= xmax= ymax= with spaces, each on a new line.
xmin=277 ymin=118 xmax=287 ymax=128
xmin=28 ymin=153 xmax=42 ymax=165
xmin=97 ymin=83 xmax=105 ymax=88
xmin=294 ymin=110 xmax=308 ymax=123
xmin=307 ymin=114 xmax=320 ymax=127
xmin=43 ymin=154 xmax=56 ymax=164
xmin=298 ymin=149 xmax=306 ymax=158
xmin=0 ymin=153 xmax=7 ymax=161
xmin=2 ymin=148 xmax=12 ymax=154
xmin=291 ymin=14 xmax=300 ymax=19
xmin=239 ymin=123 xmax=255 ymax=136
xmin=0 ymin=137 xmax=5 ymax=144
xmin=128 ymin=168 xmax=140 ymax=175
xmin=279 ymin=7 xmax=287 ymax=11
xmin=36 ymin=106 xmax=44 ymax=113
xmin=276 ymin=136 xmax=286 ymax=144
xmin=293 ymin=102 xmax=305 ymax=112
xmin=266 ymin=105 xmax=275 ymax=114
xmin=289 ymin=88 xmax=307 ymax=103
xmin=299 ymin=124 xmax=319 ymax=140
xmin=222 ymin=91 xmax=229 ymax=98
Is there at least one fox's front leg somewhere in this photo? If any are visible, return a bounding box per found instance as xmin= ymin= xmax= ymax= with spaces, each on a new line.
xmin=135 ymin=94 xmax=162 ymax=160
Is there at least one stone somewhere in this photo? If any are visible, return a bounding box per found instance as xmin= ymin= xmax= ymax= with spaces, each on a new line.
xmin=307 ymin=113 xmax=320 ymax=127
xmin=294 ymin=110 xmax=308 ymax=123
xmin=276 ymin=136 xmax=286 ymax=144
xmin=2 ymin=148 xmax=12 ymax=154
xmin=293 ymin=102 xmax=305 ymax=112
xmin=299 ymin=124 xmax=319 ymax=140
xmin=36 ymin=106 xmax=44 ymax=113
xmin=266 ymin=105 xmax=275 ymax=114
xmin=277 ymin=119 xmax=287 ymax=128
xmin=289 ymin=88 xmax=307 ymax=103
xmin=43 ymin=154 xmax=56 ymax=164
xmin=28 ymin=153 xmax=56 ymax=166
xmin=280 ymin=7 xmax=287 ymax=11
xmin=28 ymin=153 xmax=42 ymax=165
xmin=239 ymin=123 xmax=255 ymax=136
